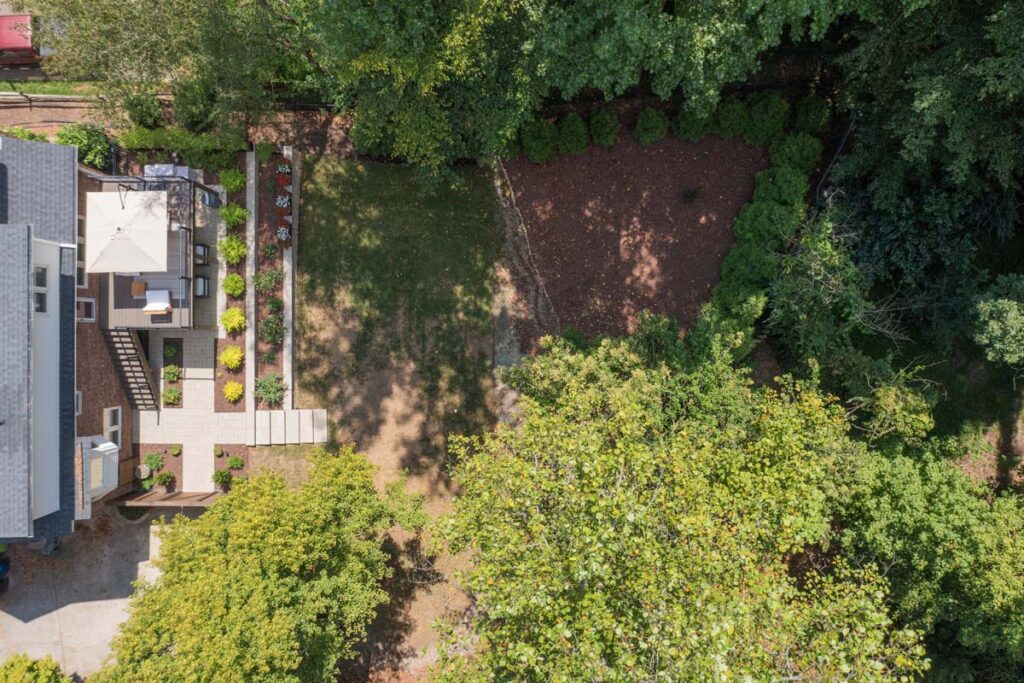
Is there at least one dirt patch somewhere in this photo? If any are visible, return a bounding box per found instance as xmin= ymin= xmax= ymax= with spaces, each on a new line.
xmin=249 ymin=110 xmax=353 ymax=158
xmin=214 ymin=338 xmax=246 ymax=413
xmin=247 ymin=445 xmax=312 ymax=488
xmin=502 ymin=124 xmax=768 ymax=349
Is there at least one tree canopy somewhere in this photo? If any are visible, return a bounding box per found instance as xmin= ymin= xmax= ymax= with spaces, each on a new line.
xmin=0 ymin=655 xmax=72 ymax=683
xmin=92 ymin=448 xmax=421 ymax=683
xmin=435 ymin=334 xmax=927 ymax=680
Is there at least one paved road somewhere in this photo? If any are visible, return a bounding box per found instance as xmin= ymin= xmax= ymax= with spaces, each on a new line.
xmin=0 ymin=507 xmax=161 ymax=678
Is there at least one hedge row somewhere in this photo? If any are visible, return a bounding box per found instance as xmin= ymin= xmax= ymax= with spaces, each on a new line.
xmin=118 ymin=125 xmax=247 ymax=172
xmin=687 ymin=102 xmax=828 ymax=361
xmin=516 ymin=93 xmax=829 ymax=163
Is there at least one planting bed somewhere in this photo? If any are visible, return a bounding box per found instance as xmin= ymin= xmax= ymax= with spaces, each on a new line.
xmin=134 ymin=443 xmax=183 ymax=492
xmin=504 ymin=120 xmax=768 ymax=348
xmin=161 ymin=337 xmax=183 ymax=408
xmin=255 ymin=150 xmax=291 ymax=409
xmin=214 ymin=338 xmax=246 ymax=413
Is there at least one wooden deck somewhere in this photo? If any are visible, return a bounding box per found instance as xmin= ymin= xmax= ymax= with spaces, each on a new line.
xmin=120 ymin=490 xmax=222 ymax=507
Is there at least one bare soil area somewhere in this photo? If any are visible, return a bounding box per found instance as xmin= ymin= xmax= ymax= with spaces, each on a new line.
xmin=503 ymin=126 xmax=768 ymax=348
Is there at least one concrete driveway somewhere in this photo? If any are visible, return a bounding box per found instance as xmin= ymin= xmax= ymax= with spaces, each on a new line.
xmin=0 ymin=506 xmax=162 ymax=679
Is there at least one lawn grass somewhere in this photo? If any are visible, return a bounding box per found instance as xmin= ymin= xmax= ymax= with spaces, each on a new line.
xmin=297 ymin=158 xmax=500 ymax=438
xmin=0 ymin=80 xmax=100 ymax=96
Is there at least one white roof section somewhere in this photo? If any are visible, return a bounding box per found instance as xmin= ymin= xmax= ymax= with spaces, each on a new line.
xmin=85 ymin=191 xmax=168 ymax=273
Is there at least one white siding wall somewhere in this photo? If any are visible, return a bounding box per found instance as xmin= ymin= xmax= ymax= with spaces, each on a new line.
xmin=31 ymin=239 xmax=61 ymax=520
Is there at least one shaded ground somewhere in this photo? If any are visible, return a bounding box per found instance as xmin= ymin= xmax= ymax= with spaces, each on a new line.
xmin=503 ymin=125 xmax=768 ymax=349
xmin=295 ymin=159 xmax=501 ymax=679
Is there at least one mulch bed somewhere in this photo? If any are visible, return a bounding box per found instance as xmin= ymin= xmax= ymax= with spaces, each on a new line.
xmin=162 ymin=337 xmax=183 ymax=407
xmin=255 ymin=152 xmax=290 ymax=409
xmin=214 ymin=337 xmax=246 ymax=413
xmin=503 ymin=114 xmax=768 ymax=351
xmin=214 ymin=444 xmax=249 ymax=480
xmin=135 ymin=443 xmax=183 ymax=493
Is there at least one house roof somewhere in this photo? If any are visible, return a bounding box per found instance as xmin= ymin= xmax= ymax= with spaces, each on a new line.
xmin=0 ymin=136 xmax=77 ymax=542
xmin=0 ymin=224 xmax=33 ymax=539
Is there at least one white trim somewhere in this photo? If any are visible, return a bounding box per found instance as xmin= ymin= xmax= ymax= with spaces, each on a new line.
xmin=75 ymin=390 xmax=82 ymax=416
xmin=76 ymin=296 xmax=96 ymax=322
xmin=102 ymin=406 xmax=122 ymax=448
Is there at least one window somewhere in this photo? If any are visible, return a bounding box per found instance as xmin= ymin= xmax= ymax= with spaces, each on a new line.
xmin=75 ymin=391 xmax=82 ymax=417
xmin=77 ymin=216 xmax=87 ymax=289
xmin=32 ymin=265 xmax=47 ymax=313
xmin=76 ymin=297 xmax=96 ymax=322
xmin=103 ymin=407 xmax=121 ymax=448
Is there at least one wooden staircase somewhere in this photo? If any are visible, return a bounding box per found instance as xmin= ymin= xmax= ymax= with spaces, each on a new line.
xmin=104 ymin=329 xmax=159 ymax=410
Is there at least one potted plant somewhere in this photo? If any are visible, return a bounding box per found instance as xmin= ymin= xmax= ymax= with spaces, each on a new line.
xmin=212 ymin=469 xmax=233 ymax=492
xmin=154 ymin=471 xmax=176 ymax=493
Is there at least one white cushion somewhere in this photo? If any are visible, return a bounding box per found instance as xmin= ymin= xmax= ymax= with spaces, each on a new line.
xmin=142 ymin=289 xmax=172 ymax=313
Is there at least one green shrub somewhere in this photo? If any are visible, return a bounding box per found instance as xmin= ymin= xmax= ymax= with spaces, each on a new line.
xmin=556 ymin=112 xmax=588 ymax=155
xmin=173 ymin=76 xmax=217 ymax=132
xmin=260 ymin=349 xmax=278 ymax=365
xmin=124 ymin=93 xmax=163 ymax=129
xmin=974 ymin=274 xmax=1024 ymax=365
xmin=261 ymin=243 xmax=279 ymax=260
xmin=55 ymin=123 xmax=110 ymax=170
xmin=793 ymin=96 xmax=830 ymax=134
xmin=154 ymin=471 xmax=176 ymax=487
xmin=117 ymin=125 xmax=246 ymax=171
xmin=753 ymin=166 xmax=807 ymax=206
xmin=163 ymin=386 xmax=182 ymax=406
xmin=1 ymin=126 xmax=48 ymax=142
xmin=255 ymin=373 xmax=287 ymax=407
xmin=267 ymin=296 xmax=284 ymax=314
xmin=255 ymin=141 xmax=274 ymax=162
xmin=219 ymin=168 xmax=246 ymax=193
xmin=218 ymin=234 xmax=248 ymax=265
xmin=219 ymin=345 xmax=244 ymax=370
xmin=212 ymin=469 xmax=233 ymax=489
xmin=633 ymin=107 xmax=668 ymax=145
xmin=144 ymin=452 xmax=164 ymax=472
xmin=219 ymin=203 xmax=249 ymax=229
xmin=733 ymin=201 xmax=803 ymax=248
xmin=214 ymin=446 xmax=224 ymax=457
xmin=770 ymin=133 xmax=823 ymax=176
xmin=672 ymin=107 xmax=713 ymax=142
xmin=223 ymin=272 xmax=245 ymax=298
xmin=718 ymin=241 xmax=776 ymax=295
xmin=0 ymin=654 xmax=73 ymax=683
xmin=743 ymin=91 xmax=789 ymax=146
xmin=164 ymin=344 xmax=179 ymax=359
xmin=170 ymin=446 xmax=181 ymax=457
xmin=227 ymin=455 xmax=244 ymax=471
xmin=163 ymin=364 xmax=181 ymax=383
xmin=588 ymin=107 xmax=620 ymax=147
xmin=254 ymin=268 xmax=284 ymax=293
xmin=221 ymin=307 xmax=247 ymax=334
xmin=260 ymin=314 xmax=285 ymax=345
xmin=520 ymin=118 xmax=556 ymax=163
xmin=223 ymin=380 xmax=244 ymax=403
xmin=715 ymin=97 xmax=749 ymax=138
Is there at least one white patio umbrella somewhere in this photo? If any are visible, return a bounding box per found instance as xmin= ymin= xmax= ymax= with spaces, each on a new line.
xmin=85 ymin=190 xmax=168 ymax=273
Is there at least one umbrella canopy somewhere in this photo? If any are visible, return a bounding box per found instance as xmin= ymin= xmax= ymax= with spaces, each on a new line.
xmin=85 ymin=191 xmax=168 ymax=273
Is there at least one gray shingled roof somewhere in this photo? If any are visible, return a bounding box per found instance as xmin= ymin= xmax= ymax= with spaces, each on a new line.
xmin=0 ymin=136 xmax=77 ymax=542
xmin=0 ymin=225 xmax=33 ymax=539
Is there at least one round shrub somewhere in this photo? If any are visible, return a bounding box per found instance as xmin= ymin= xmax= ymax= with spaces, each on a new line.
xmin=124 ymin=93 xmax=163 ymax=129
xmin=743 ymin=91 xmax=790 ymax=146
xmin=260 ymin=314 xmax=285 ymax=345
xmin=219 ymin=345 xmax=244 ymax=371
xmin=672 ymin=107 xmax=713 ymax=142
xmin=173 ymin=76 xmax=217 ymax=132
xmin=556 ymin=112 xmax=588 ymax=155
xmin=55 ymin=123 xmax=111 ymax=170
xmin=218 ymin=234 xmax=248 ymax=266
xmin=254 ymin=373 xmax=287 ymax=407
xmin=163 ymin=364 xmax=181 ymax=383
xmin=715 ymin=97 xmax=749 ymax=139
xmin=255 ymin=141 xmax=274 ymax=163
xmin=254 ymin=268 xmax=284 ymax=293
xmin=212 ymin=469 xmax=233 ymax=489
xmin=227 ymin=455 xmax=244 ymax=470
xmin=633 ymin=107 xmax=668 ymax=146
xmin=0 ymin=654 xmax=72 ymax=683
xmin=753 ymin=166 xmax=807 ymax=206
xmin=974 ymin=275 xmax=1024 ymax=365
xmin=769 ymin=133 xmax=823 ymax=176
xmin=520 ymin=118 xmax=556 ymax=163
xmin=223 ymin=272 xmax=245 ymax=298
xmin=793 ymin=95 xmax=831 ymax=135
xmin=219 ymin=168 xmax=246 ymax=194
xmin=219 ymin=203 xmax=249 ymax=229
xmin=223 ymin=380 xmax=244 ymax=403
xmin=221 ymin=307 xmax=246 ymax=334
xmin=163 ymin=386 xmax=182 ymax=406
xmin=588 ymin=107 xmax=620 ymax=147
xmin=733 ymin=201 xmax=804 ymax=247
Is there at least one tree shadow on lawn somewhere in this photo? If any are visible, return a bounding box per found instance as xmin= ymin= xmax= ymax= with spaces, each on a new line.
xmin=296 ymin=158 xmax=500 ymax=490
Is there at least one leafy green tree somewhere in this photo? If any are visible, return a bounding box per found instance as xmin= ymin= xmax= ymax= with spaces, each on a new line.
xmin=93 ymin=448 xmax=421 ymax=683
xmin=0 ymin=655 xmax=72 ymax=683
xmin=974 ymin=274 xmax=1024 ymax=366
xmin=436 ymin=335 xmax=927 ymax=681
xmin=55 ymin=123 xmax=110 ymax=170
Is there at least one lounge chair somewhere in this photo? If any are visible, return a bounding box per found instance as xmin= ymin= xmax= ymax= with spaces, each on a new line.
xmin=142 ymin=289 xmax=172 ymax=315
